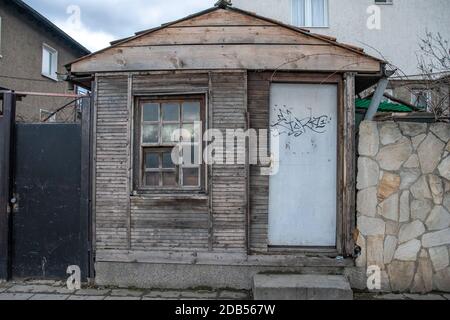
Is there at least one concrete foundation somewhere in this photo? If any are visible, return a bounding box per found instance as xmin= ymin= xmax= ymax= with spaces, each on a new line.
xmin=95 ymin=262 xmax=347 ymax=290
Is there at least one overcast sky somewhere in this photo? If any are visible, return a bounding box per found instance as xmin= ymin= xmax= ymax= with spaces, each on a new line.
xmin=24 ymin=0 xmax=217 ymax=52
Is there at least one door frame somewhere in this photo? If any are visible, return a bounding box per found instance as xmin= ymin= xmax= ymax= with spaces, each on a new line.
xmin=265 ymin=72 xmax=356 ymax=257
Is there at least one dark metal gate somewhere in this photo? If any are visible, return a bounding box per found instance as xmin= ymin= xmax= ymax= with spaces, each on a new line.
xmin=0 ymin=92 xmax=92 ymax=281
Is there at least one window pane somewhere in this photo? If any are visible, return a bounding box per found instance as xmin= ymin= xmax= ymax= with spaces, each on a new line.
xmin=183 ymin=102 xmax=200 ymax=121
xmin=292 ymin=0 xmax=305 ymax=27
xmin=181 ymin=144 xmax=200 ymax=166
xmin=145 ymin=152 xmax=159 ymax=169
xmin=162 ymin=103 xmax=180 ymax=121
xmin=143 ymin=103 xmax=159 ymax=121
xmin=163 ymin=172 xmax=177 ymax=186
xmin=162 ymin=152 xmax=175 ymax=169
xmin=183 ymin=168 xmax=199 ymax=186
xmin=181 ymin=123 xmax=194 ymax=142
xmin=143 ymin=124 xmax=159 ymax=143
xmin=145 ymin=172 xmax=159 ymax=186
xmin=312 ymin=0 xmax=326 ymax=26
xmin=162 ymin=124 xmax=179 ymax=143
xmin=42 ymin=48 xmax=51 ymax=75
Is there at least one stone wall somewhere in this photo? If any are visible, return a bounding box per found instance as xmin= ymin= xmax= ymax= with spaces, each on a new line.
xmin=356 ymin=121 xmax=450 ymax=293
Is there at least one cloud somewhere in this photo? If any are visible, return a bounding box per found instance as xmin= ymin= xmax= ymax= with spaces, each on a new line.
xmin=24 ymin=0 xmax=215 ymax=51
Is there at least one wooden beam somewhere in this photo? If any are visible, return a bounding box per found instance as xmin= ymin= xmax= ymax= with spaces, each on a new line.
xmin=343 ymin=73 xmax=357 ymax=257
xmin=71 ymin=45 xmax=381 ymax=74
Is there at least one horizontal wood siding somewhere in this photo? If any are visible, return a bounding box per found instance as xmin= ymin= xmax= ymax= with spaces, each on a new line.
xmin=71 ymin=9 xmax=381 ymax=74
xmin=247 ymin=72 xmax=270 ymax=252
xmin=210 ymin=72 xmax=248 ymax=252
xmin=129 ymin=72 xmax=211 ymax=252
xmin=95 ymin=76 xmax=130 ymax=250
xmin=130 ymin=198 xmax=209 ymax=251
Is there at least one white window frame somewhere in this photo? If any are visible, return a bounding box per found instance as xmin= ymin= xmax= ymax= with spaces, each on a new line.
xmin=42 ymin=43 xmax=58 ymax=81
xmin=292 ymin=0 xmax=329 ymax=28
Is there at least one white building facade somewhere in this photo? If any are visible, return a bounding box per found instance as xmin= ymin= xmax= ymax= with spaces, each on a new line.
xmin=233 ymin=0 xmax=450 ymax=106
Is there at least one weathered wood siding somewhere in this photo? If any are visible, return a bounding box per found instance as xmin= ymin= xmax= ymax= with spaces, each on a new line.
xmin=210 ymin=72 xmax=248 ymax=252
xmin=94 ymin=71 xmax=248 ymax=255
xmin=71 ymin=8 xmax=381 ymax=74
xmin=95 ymin=76 xmax=130 ymax=250
xmin=247 ymin=72 xmax=270 ymax=253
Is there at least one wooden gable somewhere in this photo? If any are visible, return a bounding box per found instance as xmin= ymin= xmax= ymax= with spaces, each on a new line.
xmin=70 ymin=7 xmax=383 ymax=74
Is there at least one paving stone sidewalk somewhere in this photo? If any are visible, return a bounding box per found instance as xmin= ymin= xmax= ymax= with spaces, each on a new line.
xmin=0 ymin=280 xmax=250 ymax=300
xmin=354 ymin=292 xmax=450 ymax=300
xmin=1 ymin=281 xmax=448 ymax=300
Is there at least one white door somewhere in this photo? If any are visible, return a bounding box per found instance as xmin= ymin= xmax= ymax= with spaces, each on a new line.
xmin=268 ymin=83 xmax=338 ymax=247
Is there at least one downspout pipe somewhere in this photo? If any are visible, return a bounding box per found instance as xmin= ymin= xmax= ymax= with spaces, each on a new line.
xmin=365 ymin=66 xmax=395 ymax=121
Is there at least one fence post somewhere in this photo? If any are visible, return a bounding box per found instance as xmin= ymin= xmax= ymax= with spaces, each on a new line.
xmin=0 ymin=92 xmax=16 ymax=280
xmin=80 ymin=96 xmax=93 ymax=281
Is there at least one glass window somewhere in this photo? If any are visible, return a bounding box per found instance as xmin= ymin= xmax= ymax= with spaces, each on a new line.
xmin=292 ymin=0 xmax=328 ymax=27
xmin=137 ymin=97 xmax=204 ymax=189
xmin=42 ymin=44 xmax=58 ymax=80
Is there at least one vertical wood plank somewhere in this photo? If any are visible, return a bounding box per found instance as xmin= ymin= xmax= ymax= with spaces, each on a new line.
xmin=80 ymin=96 xmax=92 ymax=279
xmin=343 ymin=72 xmax=356 ymax=256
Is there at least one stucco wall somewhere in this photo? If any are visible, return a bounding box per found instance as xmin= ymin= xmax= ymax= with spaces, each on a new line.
xmin=233 ymin=0 xmax=450 ymax=77
xmin=356 ymin=120 xmax=450 ymax=293
xmin=0 ymin=1 xmax=86 ymax=122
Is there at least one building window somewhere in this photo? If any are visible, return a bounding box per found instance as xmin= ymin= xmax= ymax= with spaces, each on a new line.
xmin=135 ymin=95 xmax=205 ymax=191
xmin=40 ymin=109 xmax=56 ymax=122
xmin=411 ymin=89 xmax=431 ymax=111
xmin=375 ymin=0 xmax=393 ymax=4
xmin=292 ymin=0 xmax=329 ymax=27
xmin=42 ymin=44 xmax=58 ymax=80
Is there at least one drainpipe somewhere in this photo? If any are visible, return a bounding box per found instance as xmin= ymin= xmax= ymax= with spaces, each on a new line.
xmin=365 ymin=67 xmax=395 ymax=121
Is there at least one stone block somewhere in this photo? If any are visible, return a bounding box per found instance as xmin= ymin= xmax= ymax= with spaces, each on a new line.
xmin=359 ymin=121 xmax=379 ymax=157
xmin=378 ymin=172 xmax=400 ymax=202
xmin=398 ymin=220 xmax=425 ymax=244
xmin=425 ymin=206 xmax=450 ymax=231
xmin=411 ymin=199 xmax=433 ymax=221
xmin=399 ymin=122 xmax=427 ymax=137
xmin=379 ymin=122 xmax=402 ymax=145
xmin=388 ymin=261 xmax=415 ymax=292
xmin=357 ymin=157 xmax=380 ymax=190
xmin=378 ymin=193 xmax=399 ymax=221
xmin=384 ymin=235 xmax=398 ymax=265
xmin=422 ymin=229 xmax=450 ymax=248
xmin=394 ymin=239 xmax=421 ymax=261
xmin=417 ymin=133 xmax=445 ymax=174
xmin=357 ymin=187 xmax=377 ymax=217
xmin=429 ymin=246 xmax=449 ymax=272
xmin=438 ymin=156 xmax=450 ymax=181
xmin=376 ymin=138 xmax=412 ymax=171
xmin=358 ymin=216 xmax=385 ymax=236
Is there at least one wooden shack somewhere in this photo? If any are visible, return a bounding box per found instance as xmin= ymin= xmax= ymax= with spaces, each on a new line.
xmin=67 ymin=2 xmax=385 ymax=289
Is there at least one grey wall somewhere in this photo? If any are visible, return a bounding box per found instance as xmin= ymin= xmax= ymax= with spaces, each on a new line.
xmin=0 ymin=0 xmax=86 ymax=122
xmin=233 ymin=0 xmax=450 ymax=77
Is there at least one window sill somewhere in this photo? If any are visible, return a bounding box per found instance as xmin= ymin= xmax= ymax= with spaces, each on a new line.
xmin=41 ymin=73 xmax=58 ymax=82
xmin=130 ymin=192 xmax=209 ymax=201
